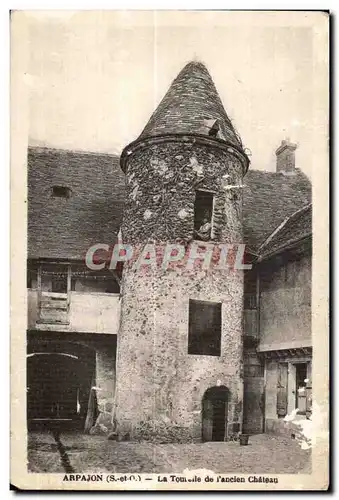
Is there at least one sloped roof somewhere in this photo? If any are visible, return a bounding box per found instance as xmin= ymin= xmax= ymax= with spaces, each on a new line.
xmin=258 ymin=203 xmax=312 ymax=258
xmin=137 ymin=61 xmax=243 ymax=149
xmin=243 ymin=169 xmax=312 ymax=253
xmin=27 ymin=147 xmax=312 ymax=259
xmin=27 ymin=147 xmax=125 ymax=260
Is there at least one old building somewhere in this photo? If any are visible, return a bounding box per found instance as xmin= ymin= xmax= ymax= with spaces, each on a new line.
xmin=257 ymin=203 xmax=312 ymax=435
xmin=26 ymin=61 xmax=312 ymax=440
xmin=27 ymin=150 xmax=124 ymax=434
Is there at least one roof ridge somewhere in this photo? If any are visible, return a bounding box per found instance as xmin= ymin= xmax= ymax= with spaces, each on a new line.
xmin=28 ymin=145 xmax=120 ymax=158
xmin=258 ymin=202 xmax=312 ymax=252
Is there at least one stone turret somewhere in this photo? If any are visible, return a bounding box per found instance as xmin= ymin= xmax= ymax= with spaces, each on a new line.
xmin=115 ymin=61 xmax=249 ymax=442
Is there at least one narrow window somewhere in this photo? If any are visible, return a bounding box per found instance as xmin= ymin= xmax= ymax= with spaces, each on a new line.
xmin=244 ymin=269 xmax=257 ymax=309
xmin=188 ymin=299 xmax=222 ymax=356
xmin=52 ymin=186 xmax=71 ymax=198
xmin=193 ymin=190 xmax=214 ymax=241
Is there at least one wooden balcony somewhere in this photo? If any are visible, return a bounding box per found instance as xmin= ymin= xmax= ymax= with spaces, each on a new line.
xmin=38 ymin=292 xmax=70 ymax=325
xmin=28 ymin=290 xmax=121 ymax=335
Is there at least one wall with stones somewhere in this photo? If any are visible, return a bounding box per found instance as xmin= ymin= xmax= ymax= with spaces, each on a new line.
xmin=121 ymin=141 xmax=243 ymax=244
xmin=115 ymin=139 xmax=246 ymax=442
xmin=115 ymin=266 xmax=244 ymax=441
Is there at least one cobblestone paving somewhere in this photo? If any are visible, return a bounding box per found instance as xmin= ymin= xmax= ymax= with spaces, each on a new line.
xmin=28 ymin=431 xmax=311 ymax=475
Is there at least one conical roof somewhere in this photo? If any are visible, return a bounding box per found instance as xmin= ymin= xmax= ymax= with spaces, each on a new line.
xmin=137 ymin=61 xmax=243 ymax=147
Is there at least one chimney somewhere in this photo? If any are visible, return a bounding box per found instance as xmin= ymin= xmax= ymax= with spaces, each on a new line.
xmin=275 ymin=138 xmax=297 ymax=174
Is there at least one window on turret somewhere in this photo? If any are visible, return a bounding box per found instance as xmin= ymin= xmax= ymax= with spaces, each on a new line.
xmin=194 ymin=190 xmax=214 ymax=241
xmin=188 ymin=299 xmax=222 ymax=356
xmin=208 ymin=120 xmax=220 ymax=137
xmin=204 ymin=119 xmax=221 ymax=138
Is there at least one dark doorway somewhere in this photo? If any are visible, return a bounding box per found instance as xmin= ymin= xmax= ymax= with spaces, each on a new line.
xmin=202 ymin=386 xmax=230 ymax=442
xmin=27 ymin=344 xmax=95 ymax=431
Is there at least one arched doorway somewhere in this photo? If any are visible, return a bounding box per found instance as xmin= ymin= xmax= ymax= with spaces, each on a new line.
xmin=202 ymin=386 xmax=230 ymax=442
xmin=27 ymin=342 xmax=96 ymax=430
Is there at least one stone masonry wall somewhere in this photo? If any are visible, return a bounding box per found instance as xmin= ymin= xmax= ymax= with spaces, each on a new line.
xmin=115 ymin=265 xmax=244 ymax=441
xmin=121 ymin=141 xmax=243 ymax=244
xmin=115 ymin=140 xmax=245 ymax=442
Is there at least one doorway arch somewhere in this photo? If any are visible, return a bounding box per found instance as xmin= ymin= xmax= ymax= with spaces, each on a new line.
xmin=27 ymin=341 xmax=96 ymax=430
xmin=202 ymin=386 xmax=230 ymax=442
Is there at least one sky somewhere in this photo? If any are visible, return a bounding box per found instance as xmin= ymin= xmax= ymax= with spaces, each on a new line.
xmin=22 ymin=11 xmax=322 ymax=178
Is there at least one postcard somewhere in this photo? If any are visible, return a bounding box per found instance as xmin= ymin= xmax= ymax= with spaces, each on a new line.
xmin=10 ymin=9 xmax=329 ymax=491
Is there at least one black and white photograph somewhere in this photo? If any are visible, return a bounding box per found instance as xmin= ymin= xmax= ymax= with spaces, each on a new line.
xmin=10 ymin=9 xmax=329 ymax=491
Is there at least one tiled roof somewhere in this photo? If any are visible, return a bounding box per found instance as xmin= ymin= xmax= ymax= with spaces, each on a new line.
xmin=27 ymin=147 xmax=125 ymax=260
xmin=243 ymin=169 xmax=312 ymax=253
xmin=137 ymin=61 xmax=244 ymax=149
xmin=258 ymin=203 xmax=312 ymax=258
xmin=27 ymin=147 xmax=312 ymax=259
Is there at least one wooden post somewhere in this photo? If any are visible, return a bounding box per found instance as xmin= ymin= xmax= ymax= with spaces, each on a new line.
xmin=67 ymin=264 xmax=71 ymax=306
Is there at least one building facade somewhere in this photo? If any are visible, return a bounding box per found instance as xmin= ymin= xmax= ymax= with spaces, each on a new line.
xmin=26 ymin=61 xmax=312 ymax=441
xmin=257 ymin=204 xmax=312 ymax=435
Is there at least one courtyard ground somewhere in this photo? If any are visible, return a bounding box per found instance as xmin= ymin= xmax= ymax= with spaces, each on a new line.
xmin=27 ymin=431 xmax=311 ymax=475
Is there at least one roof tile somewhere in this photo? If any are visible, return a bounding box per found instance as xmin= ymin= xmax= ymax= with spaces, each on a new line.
xmin=138 ymin=61 xmax=243 ymax=148
xmin=28 ymin=147 xmax=312 ymax=259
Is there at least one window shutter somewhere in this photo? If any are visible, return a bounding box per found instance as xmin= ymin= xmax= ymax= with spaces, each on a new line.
xmin=306 ymin=362 xmax=312 ymax=417
xmin=276 ymin=362 xmax=288 ymax=417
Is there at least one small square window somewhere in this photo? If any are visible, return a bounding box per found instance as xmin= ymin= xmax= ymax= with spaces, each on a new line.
xmin=188 ymin=299 xmax=222 ymax=356
xmin=52 ymin=186 xmax=71 ymax=198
